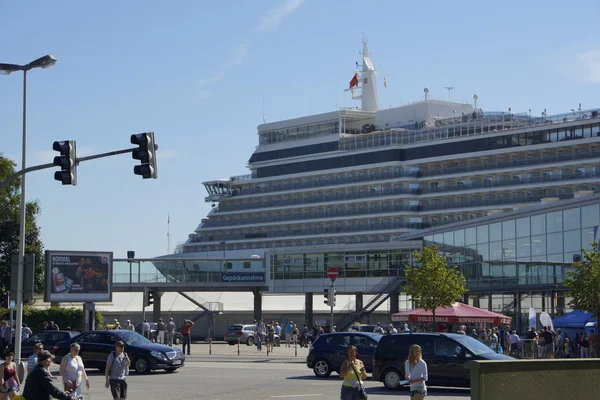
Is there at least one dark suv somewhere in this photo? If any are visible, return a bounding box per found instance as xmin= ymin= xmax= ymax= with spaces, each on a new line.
xmin=372 ymin=333 xmax=513 ymax=389
xmin=306 ymin=332 xmax=382 ymax=377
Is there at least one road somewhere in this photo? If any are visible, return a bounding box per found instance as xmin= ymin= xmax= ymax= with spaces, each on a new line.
xmin=38 ymin=349 xmax=470 ymax=400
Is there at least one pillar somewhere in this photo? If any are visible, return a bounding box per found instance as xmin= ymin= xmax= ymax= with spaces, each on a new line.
xmin=390 ymin=291 xmax=399 ymax=315
xmin=305 ymin=293 xmax=313 ymax=328
xmin=152 ymin=290 xmax=162 ymax=322
xmin=463 ymin=293 xmax=469 ymax=304
xmin=514 ymin=292 xmax=520 ymax=333
xmin=356 ymin=293 xmax=363 ymax=313
xmin=487 ymin=292 xmax=492 ymax=311
xmin=253 ymin=289 xmax=262 ymax=322
xmin=557 ymin=292 xmax=566 ymax=315
xmin=473 ymin=295 xmax=480 ymax=308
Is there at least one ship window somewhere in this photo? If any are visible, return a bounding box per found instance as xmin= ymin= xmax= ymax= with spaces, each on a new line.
xmin=243 ymin=262 xmax=251 ymax=269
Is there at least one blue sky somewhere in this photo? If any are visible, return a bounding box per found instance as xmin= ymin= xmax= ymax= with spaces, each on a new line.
xmin=1 ymin=0 xmax=599 ymax=258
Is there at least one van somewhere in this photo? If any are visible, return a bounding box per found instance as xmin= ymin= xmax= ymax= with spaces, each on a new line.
xmin=372 ymin=333 xmax=513 ymax=389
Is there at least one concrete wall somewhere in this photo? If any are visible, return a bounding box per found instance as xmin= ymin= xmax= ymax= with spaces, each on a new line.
xmin=466 ymin=359 xmax=600 ymax=400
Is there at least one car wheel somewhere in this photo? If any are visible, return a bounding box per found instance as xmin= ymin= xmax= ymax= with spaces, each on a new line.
xmin=174 ymin=336 xmax=181 ymax=345
xmin=246 ymin=336 xmax=255 ymax=346
xmin=383 ymin=369 xmax=402 ymax=390
xmin=274 ymin=337 xmax=281 ymax=347
xmin=134 ymin=357 xmax=151 ymax=374
xmin=228 ymin=342 xmax=236 ymax=346
xmin=164 ymin=368 xmax=177 ymax=373
xmin=313 ymin=358 xmax=332 ymax=378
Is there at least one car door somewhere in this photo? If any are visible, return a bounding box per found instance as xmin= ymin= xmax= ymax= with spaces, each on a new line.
xmin=323 ymin=334 xmax=351 ymax=372
xmin=351 ymin=335 xmax=378 ymax=371
xmin=76 ymin=332 xmax=118 ymax=368
xmin=431 ymin=337 xmax=467 ymax=385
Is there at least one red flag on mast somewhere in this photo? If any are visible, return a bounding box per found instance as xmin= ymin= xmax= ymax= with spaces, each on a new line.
xmin=349 ymin=73 xmax=359 ymax=89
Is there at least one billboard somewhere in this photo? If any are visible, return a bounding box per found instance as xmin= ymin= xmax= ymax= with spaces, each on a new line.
xmin=45 ymin=250 xmax=113 ymax=302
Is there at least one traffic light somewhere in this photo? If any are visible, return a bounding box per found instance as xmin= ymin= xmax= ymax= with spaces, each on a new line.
xmin=146 ymin=290 xmax=155 ymax=307
xmin=324 ymin=288 xmax=330 ymax=305
xmin=52 ymin=140 xmax=77 ymax=185
xmin=131 ymin=132 xmax=157 ymax=179
xmin=329 ymin=286 xmax=337 ymax=307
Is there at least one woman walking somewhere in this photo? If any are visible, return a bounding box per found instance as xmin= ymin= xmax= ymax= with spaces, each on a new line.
xmin=339 ymin=345 xmax=367 ymax=400
xmin=60 ymin=343 xmax=89 ymax=396
xmin=405 ymin=344 xmax=428 ymax=400
xmin=0 ymin=351 xmax=21 ymax=399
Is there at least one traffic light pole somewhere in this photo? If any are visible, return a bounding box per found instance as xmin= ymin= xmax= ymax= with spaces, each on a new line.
xmin=0 ymin=146 xmax=143 ymax=192
xmin=330 ymin=286 xmax=334 ymax=332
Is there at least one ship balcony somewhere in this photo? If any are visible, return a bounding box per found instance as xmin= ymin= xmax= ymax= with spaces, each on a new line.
xmin=232 ymin=147 xmax=600 ymax=198
xmin=213 ymin=171 xmax=600 ymax=214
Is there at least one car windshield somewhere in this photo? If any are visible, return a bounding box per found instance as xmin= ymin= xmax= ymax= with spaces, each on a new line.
xmin=228 ymin=325 xmax=243 ymax=331
xmin=118 ymin=331 xmax=152 ymax=346
xmin=450 ymin=335 xmax=495 ymax=355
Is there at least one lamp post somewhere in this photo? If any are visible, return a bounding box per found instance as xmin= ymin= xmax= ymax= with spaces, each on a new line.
xmin=0 ymin=55 xmax=57 ymax=362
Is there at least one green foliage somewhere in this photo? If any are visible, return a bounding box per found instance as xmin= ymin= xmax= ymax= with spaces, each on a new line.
xmin=564 ymin=242 xmax=600 ymax=320
xmin=0 ymin=154 xmax=45 ymax=296
xmin=0 ymin=306 xmax=104 ymax=331
xmin=405 ymin=245 xmax=467 ymax=328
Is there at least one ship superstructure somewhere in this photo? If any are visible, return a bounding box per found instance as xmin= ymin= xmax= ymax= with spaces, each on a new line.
xmin=181 ymin=40 xmax=600 ymax=260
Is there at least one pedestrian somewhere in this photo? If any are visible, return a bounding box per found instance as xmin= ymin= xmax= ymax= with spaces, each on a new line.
xmin=105 ymin=341 xmax=130 ymax=400
xmin=166 ymin=318 xmax=176 ymax=347
xmin=21 ymin=324 xmax=32 ymax=341
xmin=142 ymin=320 xmax=150 ymax=339
xmin=405 ymin=344 xmax=428 ymax=400
xmin=156 ymin=318 xmax=165 ymax=344
xmin=588 ymin=329 xmax=598 ymax=358
xmin=255 ymin=319 xmax=266 ymax=352
xmin=291 ymin=324 xmax=298 ymax=346
xmin=285 ymin=320 xmax=293 ymax=347
xmin=274 ymin=322 xmax=282 ymax=337
xmin=123 ymin=320 xmax=134 ymax=331
xmin=27 ymin=343 xmax=44 ymax=374
xmin=0 ymin=322 xmax=9 ymax=354
xmin=59 ymin=343 xmax=89 ymax=397
xmin=374 ymin=322 xmax=385 ymax=334
xmin=22 ymin=350 xmax=78 ymax=400
xmin=1 ymin=351 xmax=21 ymax=399
xmin=580 ymin=332 xmax=590 ymax=358
xmin=388 ymin=323 xmax=398 ymax=334
xmin=331 ymin=325 xmax=336 ymax=333
xmin=267 ymin=322 xmax=275 ymax=353
xmin=47 ymin=321 xmax=59 ymax=331
xmin=180 ymin=319 xmax=194 ymax=355
xmin=339 ymin=345 xmax=367 ymax=400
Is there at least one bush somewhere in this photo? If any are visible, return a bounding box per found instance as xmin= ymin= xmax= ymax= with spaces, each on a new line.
xmin=0 ymin=306 xmax=103 ymax=332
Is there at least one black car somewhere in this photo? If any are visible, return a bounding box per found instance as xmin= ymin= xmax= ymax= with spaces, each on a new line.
xmin=8 ymin=331 xmax=80 ymax=357
xmin=306 ymin=332 xmax=382 ymax=377
xmin=372 ymin=332 xmax=513 ymax=389
xmin=53 ymin=330 xmax=184 ymax=374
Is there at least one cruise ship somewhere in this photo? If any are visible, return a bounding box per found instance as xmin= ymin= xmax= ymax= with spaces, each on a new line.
xmin=180 ymin=40 xmax=600 ymax=258
xmin=154 ymin=39 xmax=600 ymax=331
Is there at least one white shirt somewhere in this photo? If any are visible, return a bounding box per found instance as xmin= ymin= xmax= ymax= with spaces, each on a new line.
xmin=405 ymin=359 xmax=428 ymax=391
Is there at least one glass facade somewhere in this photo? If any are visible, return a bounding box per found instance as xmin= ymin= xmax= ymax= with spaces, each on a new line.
xmin=424 ymin=203 xmax=600 ymax=290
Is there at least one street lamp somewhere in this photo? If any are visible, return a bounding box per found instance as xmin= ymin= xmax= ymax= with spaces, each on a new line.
xmin=0 ymin=54 xmax=57 ymax=363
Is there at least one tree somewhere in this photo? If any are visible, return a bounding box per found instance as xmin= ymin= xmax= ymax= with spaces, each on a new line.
xmin=563 ymin=242 xmax=600 ymax=320
xmin=0 ymin=154 xmax=45 ymax=298
xmin=404 ymin=244 xmax=467 ymax=331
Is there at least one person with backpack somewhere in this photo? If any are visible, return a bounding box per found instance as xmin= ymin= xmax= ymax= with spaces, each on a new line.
xmin=105 ymin=341 xmax=130 ymax=400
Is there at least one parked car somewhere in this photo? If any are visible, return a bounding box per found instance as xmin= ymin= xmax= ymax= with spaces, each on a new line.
xmin=135 ymin=323 xmax=183 ymax=344
xmin=53 ymin=330 xmax=185 ymax=374
xmin=8 ymin=331 xmax=80 ymax=357
xmin=372 ymin=332 xmax=514 ymax=389
xmin=306 ymin=332 xmax=382 ymax=377
xmin=224 ymin=324 xmax=281 ymax=346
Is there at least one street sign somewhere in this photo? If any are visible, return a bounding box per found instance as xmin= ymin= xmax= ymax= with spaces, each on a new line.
xmin=327 ymin=267 xmax=339 ymax=282
xmin=9 ymin=300 xmax=15 ymax=309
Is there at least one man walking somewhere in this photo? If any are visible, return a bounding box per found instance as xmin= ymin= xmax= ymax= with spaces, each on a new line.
xmin=105 ymin=341 xmax=130 ymax=400
xmin=142 ymin=320 xmax=150 ymax=339
xmin=180 ymin=319 xmax=194 ymax=355
xmin=124 ymin=320 xmax=134 ymax=331
xmin=285 ymin=320 xmax=293 ymax=347
xmin=255 ymin=319 xmax=266 ymax=351
xmin=156 ymin=318 xmax=165 ymax=344
xmin=166 ymin=318 xmax=176 ymax=347
xmin=589 ymin=329 xmax=598 ymax=358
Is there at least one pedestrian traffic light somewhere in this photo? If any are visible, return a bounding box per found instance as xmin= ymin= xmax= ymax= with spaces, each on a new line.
xmin=52 ymin=140 xmax=77 ymax=185
xmin=329 ymin=286 xmax=337 ymax=307
xmin=324 ymin=288 xmax=330 ymax=305
xmin=146 ymin=290 xmax=154 ymax=307
xmin=131 ymin=132 xmax=157 ymax=179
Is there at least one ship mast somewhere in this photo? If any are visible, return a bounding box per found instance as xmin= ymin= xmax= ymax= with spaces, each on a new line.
xmin=347 ymin=37 xmax=379 ymax=112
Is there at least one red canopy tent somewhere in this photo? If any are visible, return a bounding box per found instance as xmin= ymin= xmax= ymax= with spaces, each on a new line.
xmin=391 ymin=302 xmax=512 ymax=325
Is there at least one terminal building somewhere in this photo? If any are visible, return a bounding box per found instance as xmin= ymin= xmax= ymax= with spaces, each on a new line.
xmin=114 ymin=40 xmax=600 ymax=336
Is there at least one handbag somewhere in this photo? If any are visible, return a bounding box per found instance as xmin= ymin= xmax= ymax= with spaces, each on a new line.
xmin=350 ymin=362 xmax=368 ymax=400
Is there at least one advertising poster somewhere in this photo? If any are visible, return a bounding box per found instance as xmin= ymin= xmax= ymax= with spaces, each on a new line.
xmin=45 ymin=250 xmax=113 ymax=302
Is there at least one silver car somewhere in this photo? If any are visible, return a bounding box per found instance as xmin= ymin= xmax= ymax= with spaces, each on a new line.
xmin=225 ymin=324 xmax=281 ymax=346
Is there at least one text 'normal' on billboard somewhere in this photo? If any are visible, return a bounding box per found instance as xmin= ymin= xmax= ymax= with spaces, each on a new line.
xmin=45 ymin=251 xmax=113 ymax=302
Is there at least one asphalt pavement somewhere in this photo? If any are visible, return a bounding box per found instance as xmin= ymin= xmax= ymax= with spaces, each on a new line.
xmin=32 ymin=343 xmax=470 ymax=400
